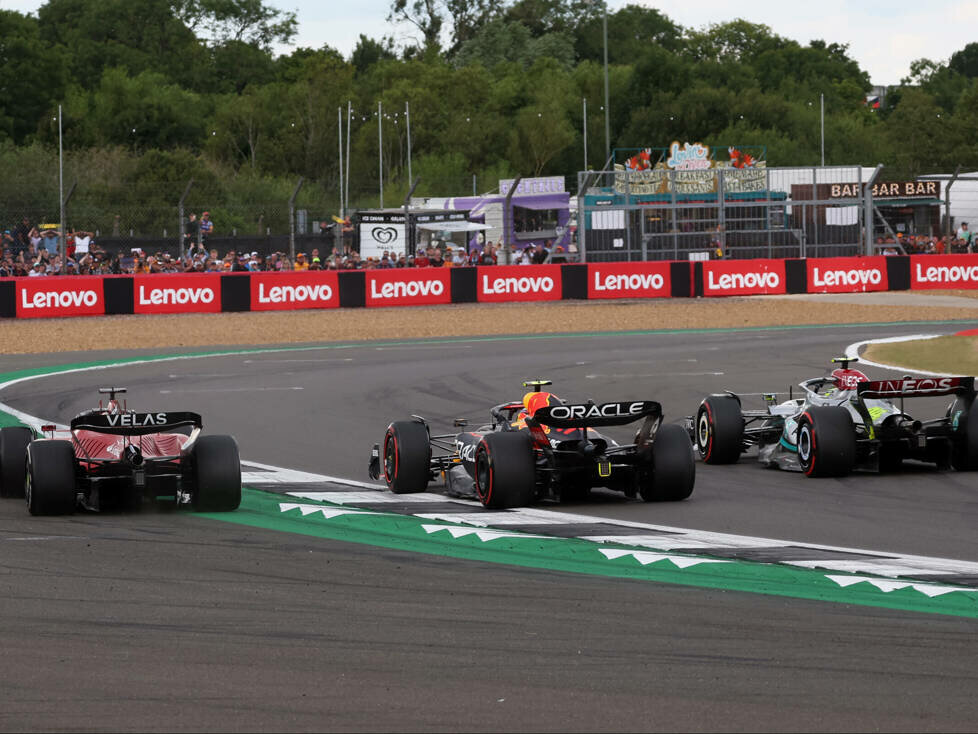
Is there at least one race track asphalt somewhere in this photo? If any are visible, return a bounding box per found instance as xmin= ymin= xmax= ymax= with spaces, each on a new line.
xmin=2 ymin=321 xmax=978 ymax=731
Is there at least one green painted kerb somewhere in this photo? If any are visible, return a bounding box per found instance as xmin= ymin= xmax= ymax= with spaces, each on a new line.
xmin=200 ymin=489 xmax=978 ymax=619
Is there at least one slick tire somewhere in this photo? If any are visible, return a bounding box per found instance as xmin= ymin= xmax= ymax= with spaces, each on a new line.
xmin=0 ymin=426 xmax=34 ymax=499
xmin=383 ymin=421 xmax=430 ymax=494
xmin=26 ymin=440 xmax=76 ymax=516
xmin=192 ymin=435 xmax=242 ymax=512
xmin=797 ymin=407 xmax=856 ymax=478
xmin=640 ymin=424 xmax=696 ymax=502
xmin=949 ymin=396 xmax=978 ymax=471
xmin=474 ymin=432 xmax=536 ymax=509
xmin=696 ymin=395 xmax=744 ymax=464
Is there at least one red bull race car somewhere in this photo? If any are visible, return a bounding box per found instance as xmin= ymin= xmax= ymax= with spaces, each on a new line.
xmin=688 ymin=357 xmax=978 ymax=477
xmin=0 ymin=387 xmax=241 ymax=515
xmin=368 ymin=380 xmax=695 ymax=508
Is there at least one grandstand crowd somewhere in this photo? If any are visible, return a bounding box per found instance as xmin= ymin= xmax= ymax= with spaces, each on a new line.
xmin=0 ymin=213 xmax=968 ymax=278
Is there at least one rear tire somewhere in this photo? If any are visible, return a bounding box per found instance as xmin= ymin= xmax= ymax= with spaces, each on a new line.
xmin=383 ymin=421 xmax=430 ymax=494
xmin=192 ymin=435 xmax=241 ymax=512
xmin=26 ymin=440 xmax=76 ymax=516
xmin=0 ymin=426 xmax=34 ymax=499
xmin=696 ymin=395 xmax=744 ymax=464
xmin=950 ymin=397 xmax=978 ymax=471
xmin=474 ymin=432 xmax=536 ymax=509
xmin=640 ymin=424 xmax=696 ymax=501
xmin=797 ymin=407 xmax=856 ymax=478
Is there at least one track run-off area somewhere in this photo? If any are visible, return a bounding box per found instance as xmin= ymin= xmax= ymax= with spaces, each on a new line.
xmin=2 ymin=319 xmax=978 ymax=731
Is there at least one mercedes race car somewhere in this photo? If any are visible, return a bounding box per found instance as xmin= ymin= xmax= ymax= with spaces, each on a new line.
xmin=0 ymin=387 xmax=241 ymax=515
xmin=689 ymin=357 xmax=978 ymax=477
xmin=368 ymin=380 xmax=695 ymax=508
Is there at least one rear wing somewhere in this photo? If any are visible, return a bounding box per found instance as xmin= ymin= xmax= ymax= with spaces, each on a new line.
xmin=856 ymin=376 xmax=975 ymax=400
xmin=534 ymin=401 xmax=662 ymax=428
xmin=70 ymin=411 xmax=202 ymax=436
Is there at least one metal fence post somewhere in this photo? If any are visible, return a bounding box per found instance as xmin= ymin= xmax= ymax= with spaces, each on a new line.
xmin=178 ymin=178 xmax=193 ymax=255
xmin=945 ymin=165 xmax=962 ymax=238
xmin=864 ymin=165 xmax=883 ymax=255
xmin=289 ymin=176 xmax=305 ymax=261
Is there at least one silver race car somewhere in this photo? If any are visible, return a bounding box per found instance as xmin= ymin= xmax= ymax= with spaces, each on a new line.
xmin=688 ymin=357 xmax=978 ymax=477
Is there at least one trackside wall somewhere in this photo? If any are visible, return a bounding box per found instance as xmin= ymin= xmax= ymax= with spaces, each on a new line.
xmin=1 ymin=255 xmax=975 ymax=318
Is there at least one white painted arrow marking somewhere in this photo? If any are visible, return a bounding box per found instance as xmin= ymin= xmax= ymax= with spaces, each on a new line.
xmin=600 ymin=548 xmax=730 ymax=569
xmin=825 ymin=575 xmax=978 ymax=597
xmin=279 ymin=502 xmax=376 ymax=519
xmin=421 ymin=524 xmax=549 ymax=543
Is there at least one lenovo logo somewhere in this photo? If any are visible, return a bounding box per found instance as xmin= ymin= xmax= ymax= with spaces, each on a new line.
xmin=812 ymin=267 xmax=882 ymax=287
xmin=138 ymin=285 xmax=215 ymax=305
xmin=915 ymin=263 xmax=978 ymax=284
xmin=370 ymin=278 xmax=444 ymax=299
xmin=21 ymin=289 xmax=98 ymax=309
xmin=258 ymin=282 xmax=333 ymax=303
xmin=482 ymin=275 xmax=555 ymax=294
xmin=592 ymin=271 xmax=664 ymax=292
xmin=707 ymin=271 xmax=780 ymax=290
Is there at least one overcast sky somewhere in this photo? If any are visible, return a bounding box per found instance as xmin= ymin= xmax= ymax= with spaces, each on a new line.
xmin=2 ymin=0 xmax=975 ymax=86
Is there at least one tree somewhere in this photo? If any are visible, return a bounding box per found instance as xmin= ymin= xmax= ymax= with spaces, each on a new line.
xmin=173 ymin=0 xmax=297 ymax=49
xmin=884 ymin=87 xmax=952 ymax=177
xmin=575 ymin=4 xmax=681 ymax=64
xmin=950 ymin=43 xmax=978 ymax=78
xmin=351 ymin=34 xmax=397 ymax=75
xmin=0 ymin=10 xmax=66 ymax=144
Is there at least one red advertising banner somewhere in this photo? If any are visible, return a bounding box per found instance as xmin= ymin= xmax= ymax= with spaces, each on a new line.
xmin=477 ymin=265 xmax=562 ymax=303
xmin=807 ymin=256 xmax=888 ymax=293
xmin=702 ymin=259 xmax=786 ymax=297
xmin=16 ymin=276 xmax=105 ymax=318
xmin=251 ymin=271 xmax=339 ymax=311
xmin=587 ymin=262 xmax=671 ymax=300
xmin=133 ymin=274 xmax=222 ymax=314
xmin=910 ymin=254 xmax=978 ymax=290
xmin=365 ymin=268 xmax=451 ymax=307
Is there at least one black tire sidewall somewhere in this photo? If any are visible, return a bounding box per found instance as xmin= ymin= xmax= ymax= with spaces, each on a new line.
xmin=798 ymin=407 xmax=855 ymax=478
xmin=26 ymin=440 xmax=76 ymax=516
xmin=697 ymin=396 xmax=743 ymax=464
xmin=192 ymin=435 xmax=241 ymax=512
xmin=474 ymin=432 xmax=536 ymax=509
xmin=642 ymin=424 xmax=696 ymax=502
xmin=1 ymin=426 xmax=33 ymax=499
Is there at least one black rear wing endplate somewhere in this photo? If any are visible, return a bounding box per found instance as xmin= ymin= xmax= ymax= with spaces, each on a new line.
xmin=534 ymin=401 xmax=662 ymax=428
xmin=857 ymin=376 xmax=975 ymax=400
xmin=70 ymin=411 xmax=202 ymax=436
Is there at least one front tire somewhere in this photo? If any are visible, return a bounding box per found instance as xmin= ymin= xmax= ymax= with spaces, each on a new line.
xmin=192 ymin=435 xmax=241 ymax=512
xmin=696 ymin=395 xmax=744 ymax=464
xmin=0 ymin=426 xmax=34 ymax=499
xmin=474 ymin=432 xmax=536 ymax=509
xmin=640 ymin=424 xmax=696 ymax=501
xmin=797 ymin=407 xmax=856 ymax=478
xmin=26 ymin=440 xmax=76 ymax=516
xmin=383 ymin=421 xmax=430 ymax=494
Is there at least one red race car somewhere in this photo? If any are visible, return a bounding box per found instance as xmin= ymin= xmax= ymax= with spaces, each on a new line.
xmin=0 ymin=387 xmax=240 ymax=515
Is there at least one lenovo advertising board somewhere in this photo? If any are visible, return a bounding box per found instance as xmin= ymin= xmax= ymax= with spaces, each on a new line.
xmin=365 ymin=268 xmax=451 ymax=307
xmin=807 ymin=256 xmax=889 ymax=293
xmin=702 ymin=259 xmax=786 ymax=297
xmin=587 ymin=262 xmax=671 ymax=299
xmin=16 ymin=276 xmax=105 ymax=318
xmin=133 ymin=274 xmax=222 ymax=314
xmin=251 ymin=271 xmax=339 ymax=311
xmin=477 ymin=265 xmax=562 ymax=303
xmin=910 ymin=255 xmax=978 ymax=290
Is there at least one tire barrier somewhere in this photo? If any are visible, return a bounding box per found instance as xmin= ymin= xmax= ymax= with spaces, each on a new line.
xmin=2 ymin=255 xmax=976 ymax=319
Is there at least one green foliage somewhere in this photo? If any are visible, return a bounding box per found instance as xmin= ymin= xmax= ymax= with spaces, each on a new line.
xmin=3 ymin=0 xmax=978 ymax=223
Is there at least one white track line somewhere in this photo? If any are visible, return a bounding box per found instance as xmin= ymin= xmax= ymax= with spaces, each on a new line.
xmin=845 ymin=334 xmax=948 ymax=375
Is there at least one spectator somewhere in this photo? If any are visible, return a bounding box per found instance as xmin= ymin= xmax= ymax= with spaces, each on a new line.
xmin=531 ymin=241 xmax=550 ymax=265
xmin=551 ymin=245 xmax=567 ymax=264
xmin=957 ymin=222 xmax=972 ymax=253
xmin=28 ymin=261 xmax=45 ymax=277
xmin=378 ymin=252 xmax=394 ymax=269
xmin=73 ymin=228 xmax=93 ymax=259
xmin=40 ymin=228 xmax=60 ymax=255
xmin=185 ymin=212 xmax=199 ymax=252
xmin=294 ymin=252 xmax=309 ymax=271
xmin=451 ymin=247 xmax=467 ymax=266
xmin=414 ymin=248 xmax=430 ymax=268
xmin=395 ymin=254 xmax=408 ymax=268
xmin=467 ymin=245 xmax=481 ymax=266
xmin=480 ymin=245 xmax=498 ymax=266
xmin=429 ymin=247 xmax=445 ymax=267
xmin=199 ymin=211 xmax=214 ymax=241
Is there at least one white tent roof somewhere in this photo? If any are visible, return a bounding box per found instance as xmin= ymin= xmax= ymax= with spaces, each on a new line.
xmin=416 ymin=221 xmax=489 ymax=232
